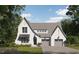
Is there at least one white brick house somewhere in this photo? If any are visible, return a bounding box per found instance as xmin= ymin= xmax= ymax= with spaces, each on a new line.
xmin=15 ymin=18 xmax=66 ymax=47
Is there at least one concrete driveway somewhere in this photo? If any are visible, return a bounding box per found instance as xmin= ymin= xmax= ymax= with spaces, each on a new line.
xmin=42 ymin=46 xmax=79 ymax=54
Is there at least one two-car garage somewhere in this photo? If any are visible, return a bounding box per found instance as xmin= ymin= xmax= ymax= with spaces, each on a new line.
xmin=41 ymin=39 xmax=63 ymax=47
xmin=39 ymin=26 xmax=66 ymax=47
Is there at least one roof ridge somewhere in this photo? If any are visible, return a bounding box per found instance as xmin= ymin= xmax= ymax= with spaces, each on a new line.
xmin=30 ymin=22 xmax=59 ymax=24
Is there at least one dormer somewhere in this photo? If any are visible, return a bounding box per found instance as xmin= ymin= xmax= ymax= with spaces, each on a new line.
xmin=34 ymin=29 xmax=48 ymax=33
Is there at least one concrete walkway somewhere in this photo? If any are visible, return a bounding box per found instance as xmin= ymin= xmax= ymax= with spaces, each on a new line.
xmin=42 ymin=46 xmax=79 ymax=54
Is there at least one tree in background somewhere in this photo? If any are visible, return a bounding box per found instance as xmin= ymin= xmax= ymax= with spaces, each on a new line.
xmin=66 ymin=5 xmax=79 ymax=35
xmin=61 ymin=5 xmax=79 ymax=45
xmin=0 ymin=5 xmax=25 ymax=46
xmin=61 ymin=19 xmax=72 ymax=35
xmin=61 ymin=5 xmax=79 ymax=36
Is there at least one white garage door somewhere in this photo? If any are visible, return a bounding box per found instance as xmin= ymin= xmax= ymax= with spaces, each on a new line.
xmin=42 ymin=40 xmax=49 ymax=47
xmin=54 ymin=39 xmax=63 ymax=47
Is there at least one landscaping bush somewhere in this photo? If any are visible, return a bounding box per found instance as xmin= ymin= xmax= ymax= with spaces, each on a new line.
xmin=0 ymin=43 xmax=9 ymax=47
xmin=37 ymin=43 xmax=41 ymax=47
xmin=0 ymin=40 xmax=10 ymax=47
xmin=15 ymin=44 xmax=31 ymax=47
xmin=26 ymin=44 xmax=31 ymax=47
xmin=0 ymin=40 xmax=5 ymax=44
xmin=5 ymin=43 xmax=10 ymax=47
xmin=67 ymin=36 xmax=76 ymax=44
xmin=0 ymin=40 xmax=15 ymax=47
xmin=9 ymin=42 xmax=16 ymax=47
xmin=65 ymin=35 xmax=79 ymax=46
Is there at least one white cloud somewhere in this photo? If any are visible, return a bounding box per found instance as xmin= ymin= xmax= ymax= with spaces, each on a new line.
xmin=46 ymin=17 xmax=63 ymax=23
xmin=21 ymin=13 xmax=32 ymax=18
xmin=56 ymin=9 xmax=68 ymax=16
xmin=56 ymin=6 xmax=69 ymax=16
xmin=46 ymin=16 xmax=71 ymax=23
xmin=45 ymin=5 xmax=70 ymax=23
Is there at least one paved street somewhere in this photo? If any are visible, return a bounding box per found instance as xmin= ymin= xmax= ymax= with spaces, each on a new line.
xmin=42 ymin=46 xmax=79 ymax=54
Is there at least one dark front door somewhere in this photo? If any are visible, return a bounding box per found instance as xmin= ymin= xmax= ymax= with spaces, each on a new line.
xmin=33 ymin=36 xmax=37 ymax=45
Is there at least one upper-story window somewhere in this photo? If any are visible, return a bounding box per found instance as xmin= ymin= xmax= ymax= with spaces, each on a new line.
xmin=35 ymin=29 xmax=47 ymax=33
xmin=22 ymin=27 xmax=27 ymax=33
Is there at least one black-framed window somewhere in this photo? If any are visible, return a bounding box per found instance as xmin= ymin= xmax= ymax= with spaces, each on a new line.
xmin=21 ymin=37 xmax=29 ymax=43
xmin=55 ymin=39 xmax=63 ymax=41
xmin=18 ymin=35 xmax=29 ymax=43
xmin=22 ymin=27 xmax=27 ymax=33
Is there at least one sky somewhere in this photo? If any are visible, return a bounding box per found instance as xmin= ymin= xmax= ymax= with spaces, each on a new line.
xmin=21 ymin=5 xmax=70 ymax=23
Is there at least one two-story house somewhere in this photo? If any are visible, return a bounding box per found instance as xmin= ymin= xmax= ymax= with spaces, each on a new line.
xmin=15 ymin=18 xmax=66 ymax=47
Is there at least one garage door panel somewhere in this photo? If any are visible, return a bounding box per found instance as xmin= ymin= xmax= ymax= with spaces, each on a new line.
xmin=54 ymin=39 xmax=63 ymax=47
xmin=41 ymin=40 xmax=49 ymax=47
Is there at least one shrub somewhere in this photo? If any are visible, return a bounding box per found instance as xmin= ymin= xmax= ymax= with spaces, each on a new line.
xmin=5 ymin=43 xmax=10 ymax=47
xmin=15 ymin=44 xmax=31 ymax=47
xmin=0 ymin=40 xmax=5 ymax=44
xmin=66 ymin=35 xmax=76 ymax=44
xmin=0 ymin=43 xmax=10 ymax=47
xmin=37 ymin=43 xmax=41 ymax=47
xmin=9 ymin=42 xmax=16 ymax=47
xmin=66 ymin=35 xmax=79 ymax=46
xmin=26 ymin=44 xmax=31 ymax=47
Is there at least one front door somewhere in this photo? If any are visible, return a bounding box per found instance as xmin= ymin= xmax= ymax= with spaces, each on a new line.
xmin=33 ymin=36 xmax=37 ymax=45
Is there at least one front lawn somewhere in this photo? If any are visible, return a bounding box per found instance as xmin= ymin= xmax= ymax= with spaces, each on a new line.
xmin=0 ymin=46 xmax=43 ymax=54
xmin=67 ymin=44 xmax=79 ymax=50
xmin=16 ymin=46 xmax=42 ymax=54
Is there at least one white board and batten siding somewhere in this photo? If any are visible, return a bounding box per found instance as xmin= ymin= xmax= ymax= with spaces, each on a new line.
xmin=15 ymin=18 xmax=66 ymax=47
xmin=51 ymin=27 xmax=66 ymax=46
xmin=15 ymin=18 xmax=41 ymax=47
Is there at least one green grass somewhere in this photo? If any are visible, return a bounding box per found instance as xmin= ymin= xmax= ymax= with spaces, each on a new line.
xmin=16 ymin=46 xmax=43 ymax=54
xmin=67 ymin=44 xmax=79 ymax=50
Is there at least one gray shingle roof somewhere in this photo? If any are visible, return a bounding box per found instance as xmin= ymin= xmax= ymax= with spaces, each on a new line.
xmin=30 ymin=23 xmax=62 ymax=38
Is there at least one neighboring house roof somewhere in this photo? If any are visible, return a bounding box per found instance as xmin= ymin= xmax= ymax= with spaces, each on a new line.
xmin=24 ymin=18 xmax=66 ymax=38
